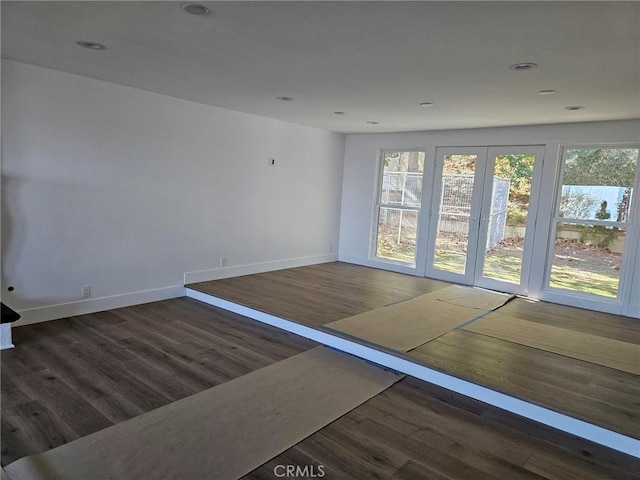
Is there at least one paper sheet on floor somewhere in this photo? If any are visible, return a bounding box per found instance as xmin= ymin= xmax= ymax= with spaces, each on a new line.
xmin=5 ymin=347 xmax=402 ymax=480
xmin=323 ymin=285 xmax=514 ymax=352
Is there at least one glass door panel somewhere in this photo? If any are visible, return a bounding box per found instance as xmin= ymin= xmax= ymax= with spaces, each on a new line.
xmin=479 ymin=151 xmax=539 ymax=288
xmin=427 ymin=148 xmax=486 ymax=284
xmin=433 ymin=154 xmax=478 ymax=274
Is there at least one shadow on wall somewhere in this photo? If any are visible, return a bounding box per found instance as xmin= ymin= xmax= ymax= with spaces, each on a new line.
xmin=0 ymin=174 xmax=68 ymax=310
xmin=2 ymin=172 xmax=147 ymax=313
xmin=1 ymin=173 xmax=26 ymax=307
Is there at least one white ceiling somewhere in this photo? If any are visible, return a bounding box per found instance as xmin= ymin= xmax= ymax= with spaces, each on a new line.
xmin=2 ymin=1 xmax=639 ymax=134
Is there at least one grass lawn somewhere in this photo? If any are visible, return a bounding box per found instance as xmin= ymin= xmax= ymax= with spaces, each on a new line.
xmin=376 ymin=241 xmax=415 ymax=264
xmin=378 ymin=234 xmax=620 ymax=299
xmin=431 ymin=243 xmax=620 ymax=298
xmin=548 ymin=265 xmax=619 ymax=298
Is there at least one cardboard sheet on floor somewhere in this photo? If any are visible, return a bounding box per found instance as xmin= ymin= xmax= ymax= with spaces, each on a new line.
xmin=464 ymin=313 xmax=640 ymax=375
xmin=323 ymin=285 xmax=514 ymax=352
xmin=4 ymin=347 xmax=402 ymax=480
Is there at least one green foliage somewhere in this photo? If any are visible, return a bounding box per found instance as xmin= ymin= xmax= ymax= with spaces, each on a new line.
xmin=506 ymin=202 xmax=528 ymax=226
xmin=563 ymin=149 xmax=637 ymax=187
xmin=494 ymin=154 xmax=534 ymax=195
xmin=495 ymin=154 xmax=535 ymax=225
xmin=579 ymin=225 xmax=617 ymax=249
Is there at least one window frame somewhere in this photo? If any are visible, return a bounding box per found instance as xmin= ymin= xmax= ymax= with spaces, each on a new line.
xmin=370 ymin=148 xmax=426 ymax=268
xmin=542 ymin=144 xmax=640 ymax=307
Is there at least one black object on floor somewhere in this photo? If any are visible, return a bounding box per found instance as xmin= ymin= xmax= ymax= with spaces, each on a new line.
xmin=1 ymin=302 xmax=20 ymax=323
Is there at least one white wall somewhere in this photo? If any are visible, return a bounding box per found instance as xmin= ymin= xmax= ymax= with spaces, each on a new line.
xmin=1 ymin=60 xmax=345 ymax=324
xmin=339 ymin=120 xmax=640 ymax=316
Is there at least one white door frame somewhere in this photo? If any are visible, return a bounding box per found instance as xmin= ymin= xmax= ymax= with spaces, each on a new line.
xmin=425 ymin=147 xmax=488 ymax=285
xmin=473 ymin=146 xmax=546 ymax=295
xmin=425 ymin=145 xmax=545 ymax=295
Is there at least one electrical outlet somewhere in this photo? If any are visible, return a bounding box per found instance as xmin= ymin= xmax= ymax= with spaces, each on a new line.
xmin=82 ymin=285 xmax=91 ymax=299
xmin=328 ymin=245 xmax=333 ymax=253
xmin=269 ymin=158 xmax=275 ymax=166
xmin=220 ymin=256 xmax=227 ymax=267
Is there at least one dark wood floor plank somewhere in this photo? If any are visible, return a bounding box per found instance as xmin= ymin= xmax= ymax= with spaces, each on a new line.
xmin=1 ymin=400 xmax=78 ymax=466
xmin=479 ymin=407 xmax=640 ymax=474
xmin=0 ymin=345 xmax=48 ymax=377
xmin=355 ymin=393 xmax=533 ymax=470
xmin=1 ymin=297 xmax=317 ymax=466
xmin=245 ymin=376 xmax=639 ymax=480
xmin=0 ymin=374 xmax=33 ymax=410
xmin=409 ymin=330 xmax=639 ymax=438
xmin=352 ymin=402 xmax=538 ymax=479
xmin=244 ymin=447 xmax=332 ymax=480
xmin=16 ymin=369 xmax=112 ymax=438
xmin=297 ymin=431 xmax=393 ymax=480
xmin=393 ymin=460 xmax=453 ymax=480
xmin=26 ymin=337 xmax=145 ymax=424
xmin=523 ymin=447 xmax=640 ymax=480
xmin=189 ymin=262 xmax=449 ymax=326
xmin=499 ymin=297 xmax=640 ymax=343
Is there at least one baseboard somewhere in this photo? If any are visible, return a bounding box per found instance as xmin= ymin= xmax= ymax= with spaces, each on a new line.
xmin=186 ymin=288 xmax=640 ymax=458
xmin=338 ymin=253 xmax=419 ymax=276
xmin=623 ymin=305 xmax=640 ymax=319
xmin=13 ymin=285 xmax=186 ymax=327
xmin=184 ymin=253 xmax=339 ymax=285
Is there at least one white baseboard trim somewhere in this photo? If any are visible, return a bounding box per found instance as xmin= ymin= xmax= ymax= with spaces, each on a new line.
xmin=338 ymin=253 xmax=419 ymax=276
xmin=184 ymin=253 xmax=339 ymax=285
xmin=13 ymin=285 xmax=186 ymax=327
xmin=623 ymin=305 xmax=640 ymax=319
xmin=186 ymin=287 xmax=640 ymax=458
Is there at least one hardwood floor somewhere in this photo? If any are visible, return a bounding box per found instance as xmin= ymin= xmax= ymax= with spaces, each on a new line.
xmin=244 ymin=376 xmax=640 ymax=479
xmin=2 ymin=296 xmax=638 ymax=479
xmin=409 ymin=330 xmax=639 ymax=438
xmin=493 ymin=296 xmax=640 ymax=343
xmin=0 ymin=298 xmax=317 ymax=466
xmin=188 ymin=262 xmax=449 ymax=327
xmin=188 ymin=262 xmax=640 ymax=439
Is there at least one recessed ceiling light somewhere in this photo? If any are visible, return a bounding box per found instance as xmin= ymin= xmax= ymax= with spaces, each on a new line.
xmin=366 ymin=121 xmax=379 ymax=125
xmin=538 ymin=90 xmax=557 ymax=95
xmin=334 ymin=111 xmax=345 ymax=115
xmin=276 ymin=96 xmax=294 ymax=101
xmin=509 ymin=62 xmax=538 ymax=72
xmin=75 ymin=40 xmax=107 ymax=50
xmin=564 ymin=105 xmax=586 ymax=111
xmin=181 ymin=3 xmax=209 ymax=16
xmin=419 ymin=102 xmax=435 ymax=107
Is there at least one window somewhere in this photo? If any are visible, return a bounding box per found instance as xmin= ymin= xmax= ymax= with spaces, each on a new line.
xmin=373 ymin=150 xmax=425 ymax=265
xmin=546 ymin=147 xmax=639 ymax=299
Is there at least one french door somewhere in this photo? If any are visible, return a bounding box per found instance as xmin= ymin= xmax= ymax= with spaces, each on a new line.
xmin=425 ymin=146 xmax=545 ymax=295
